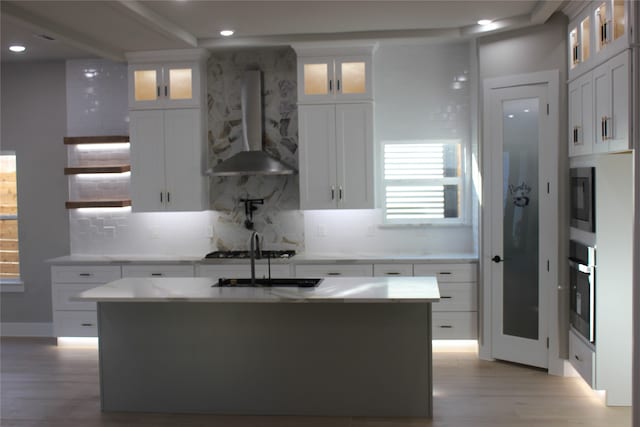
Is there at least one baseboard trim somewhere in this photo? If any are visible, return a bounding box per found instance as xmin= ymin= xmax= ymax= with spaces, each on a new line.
xmin=0 ymin=322 xmax=53 ymax=337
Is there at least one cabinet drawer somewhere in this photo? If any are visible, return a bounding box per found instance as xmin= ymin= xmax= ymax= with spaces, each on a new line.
xmin=432 ymin=312 xmax=478 ymax=339
xmin=122 ymin=264 xmax=195 ymax=278
xmin=414 ymin=263 xmax=477 ymax=282
xmin=196 ymin=264 xmax=292 ymax=281
xmin=52 ymin=265 xmax=121 ymax=283
xmin=295 ymin=264 xmax=373 ymax=277
xmin=52 ymin=284 xmax=97 ymax=311
xmin=433 ymin=283 xmax=477 ymax=312
xmin=569 ymin=329 xmax=595 ymax=387
xmin=373 ymin=264 xmax=413 ymax=277
xmin=53 ymin=311 xmax=98 ymax=337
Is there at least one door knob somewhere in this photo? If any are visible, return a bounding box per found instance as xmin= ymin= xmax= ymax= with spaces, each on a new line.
xmin=492 ymin=255 xmax=503 ymax=263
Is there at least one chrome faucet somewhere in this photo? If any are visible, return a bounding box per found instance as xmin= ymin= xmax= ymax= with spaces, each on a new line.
xmin=249 ymin=231 xmax=262 ymax=285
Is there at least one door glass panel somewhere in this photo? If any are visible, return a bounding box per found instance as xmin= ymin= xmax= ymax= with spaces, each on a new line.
xmin=613 ymin=0 xmax=625 ymax=40
xmin=569 ymin=28 xmax=578 ymax=68
xmin=341 ymin=62 xmax=366 ymax=94
xmin=580 ymin=17 xmax=590 ymax=62
xmin=502 ymin=98 xmax=539 ymax=340
xmin=169 ymin=68 xmax=193 ymax=100
xmin=304 ymin=63 xmax=329 ymax=95
xmin=134 ymin=70 xmax=158 ymax=101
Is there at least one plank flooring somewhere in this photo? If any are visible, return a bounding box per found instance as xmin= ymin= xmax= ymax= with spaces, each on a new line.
xmin=0 ymin=338 xmax=631 ymax=426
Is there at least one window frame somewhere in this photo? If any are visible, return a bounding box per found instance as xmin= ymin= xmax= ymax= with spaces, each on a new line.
xmin=0 ymin=151 xmax=23 ymax=291
xmin=380 ymin=139 xmax=470 ymax=226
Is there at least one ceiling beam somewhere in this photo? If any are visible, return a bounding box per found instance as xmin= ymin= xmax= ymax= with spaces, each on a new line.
xmin=112 ymin=1 xmax=197 ymax=48
xmin=1 ymin=1 xmax=125 ymax=62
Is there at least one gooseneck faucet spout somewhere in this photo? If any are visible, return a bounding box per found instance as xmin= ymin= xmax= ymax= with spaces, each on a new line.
xmin=249 ymin=231 xmax=262 ymax=286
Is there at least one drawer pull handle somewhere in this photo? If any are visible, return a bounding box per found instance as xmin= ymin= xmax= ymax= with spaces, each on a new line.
xmin=151 ymin=273 xmax=163 ymax=277
xmin=385 ymin=272 xmax=401 ymax=275
xmin=441 ymin=296 xmax=452 ymax=299
xmin=327 ymin=272 xmax=342 ymax=276
xmin=79 ymin=273 xmax=92 ymax=277
xmin=439 ymin=272 xmax=452 ymax=275
xmin=574 ymin=354 xmax=581 ymax=361
xmin=81 ymin=323 xmax=94 ymax=327
xmin=439 ymin=325 xmax=453 ymax=329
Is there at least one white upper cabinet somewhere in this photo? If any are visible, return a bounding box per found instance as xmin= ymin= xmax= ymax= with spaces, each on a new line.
xmin=592 ymin=50 xmax=630 ymax=153
xmin=568 ymin=0 xmax=633 ymax=80
xmin=293 ymin=43 xmax=376 ymax=104
xmin=130 ymin=109 xmax=208 ymax=212
xmin=568 ymin=72 xmax=595 ymax=157
xmin=126 ymin=50 xmax=208 ymax=110
xmin=298 ymin=103 xmax=374 ymax=209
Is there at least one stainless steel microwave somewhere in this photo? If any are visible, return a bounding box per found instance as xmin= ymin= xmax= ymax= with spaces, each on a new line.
xmin=570 ymin=167 xmax=595 ymax=232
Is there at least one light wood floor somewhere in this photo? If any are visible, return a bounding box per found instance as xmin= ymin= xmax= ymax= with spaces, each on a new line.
xmin=0 ymin=338 xmax=631 ymax=426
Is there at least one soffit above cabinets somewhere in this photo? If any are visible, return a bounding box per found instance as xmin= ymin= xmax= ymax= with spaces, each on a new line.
xmin=1 ymin=0 xmax=564 ymax=63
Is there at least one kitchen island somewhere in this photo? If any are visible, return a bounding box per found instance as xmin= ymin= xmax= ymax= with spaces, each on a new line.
xmin=76 ymin=276 xmax=440 ymax=417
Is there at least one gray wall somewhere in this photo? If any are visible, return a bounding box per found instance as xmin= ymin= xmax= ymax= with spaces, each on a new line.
xmin=477 ymin=12 xmax=569 ymax=358
xmin=0 ymin=62 xmax=70 ymax=324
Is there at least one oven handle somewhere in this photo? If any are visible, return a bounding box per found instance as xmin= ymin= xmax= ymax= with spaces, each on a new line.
xmin=568 ymin=258 xmax=593 ymax=274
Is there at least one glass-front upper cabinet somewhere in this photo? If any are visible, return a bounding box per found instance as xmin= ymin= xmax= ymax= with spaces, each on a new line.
xmin=128 ymin=62 xmax=202 ymax=110
xmin=294 ymin=43 xmax=376 ymax=104
xmin=568 ymin=0 xmax=631 ymax=80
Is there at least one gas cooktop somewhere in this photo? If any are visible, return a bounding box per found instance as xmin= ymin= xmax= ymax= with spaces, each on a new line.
xmin=204 ymin=250 xmax=296 ymax=259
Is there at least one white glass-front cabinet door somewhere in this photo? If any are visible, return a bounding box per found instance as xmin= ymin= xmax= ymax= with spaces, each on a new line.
xmin=297 ymin=57 xmax=335 ymax=103
xmin=594 ymin=0 xmax=628 ymax=59
xmin=298 ymin=56 xmax=373 ymax=103
xmin=334 ymin=56 xmax=372 ymax=101
xmin=335 ymin=103 xmax=374 ymax=209
xmin=298 ymin=104 xmax=338 ymax=209
xmin=129 ymin=63 xmax=201 ymax=110
xmin=568 ymin=72 xmax=594 ymax=157
xmin=130 ymin=110 xmax=167 ymax=211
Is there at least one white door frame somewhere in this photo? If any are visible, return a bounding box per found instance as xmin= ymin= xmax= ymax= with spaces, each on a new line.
xmin=479 ymin=70 xmax=564 ymax=375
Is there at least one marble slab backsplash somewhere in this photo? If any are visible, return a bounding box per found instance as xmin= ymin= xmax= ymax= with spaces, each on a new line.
xmin=206 ymin=48 xmax=303 ymax=251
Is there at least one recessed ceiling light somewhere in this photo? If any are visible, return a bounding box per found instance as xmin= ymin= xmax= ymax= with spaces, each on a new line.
xmin=9 ymin=45 xmax=26 ymax=53
xmin=478 ymin=19 xmax=493 ymax=26
xmin=507 ymin=114 xmax=515 ymax=118
xmin=220 ymin=30 xmax=234 ymax=37
xmin=523 ymin=109 xmax=530 ymax=113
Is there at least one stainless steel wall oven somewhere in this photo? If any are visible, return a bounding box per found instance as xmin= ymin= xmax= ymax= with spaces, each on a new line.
xmin=569 ymin=240 xmax=596 ymax=343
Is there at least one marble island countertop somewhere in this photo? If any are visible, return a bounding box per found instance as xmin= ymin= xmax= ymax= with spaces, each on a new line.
xmin=74 ymin=276 xmax=440 ymax=303
xmin=47 ymin=252 xmax=478 ymax=265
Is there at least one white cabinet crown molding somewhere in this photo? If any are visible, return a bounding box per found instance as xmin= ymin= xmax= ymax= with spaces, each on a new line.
xmin=125 ymin=48 xmax=209 ymax=63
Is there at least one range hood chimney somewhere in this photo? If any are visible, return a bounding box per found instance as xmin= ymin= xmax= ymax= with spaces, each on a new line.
xmin=210 ymin=70 xmax=296 ymax=176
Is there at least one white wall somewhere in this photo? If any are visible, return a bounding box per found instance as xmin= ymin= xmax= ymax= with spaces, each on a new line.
xmin=0 ymin=62 xmax=69 ymax=324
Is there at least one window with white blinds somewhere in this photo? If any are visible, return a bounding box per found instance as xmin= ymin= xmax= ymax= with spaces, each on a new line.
xmin=383 ymin=140 xmax=463 ymax=224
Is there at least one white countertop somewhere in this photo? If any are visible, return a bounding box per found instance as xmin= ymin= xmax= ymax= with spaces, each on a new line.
xmin=74 ymin=276 xmax=440 ymax=303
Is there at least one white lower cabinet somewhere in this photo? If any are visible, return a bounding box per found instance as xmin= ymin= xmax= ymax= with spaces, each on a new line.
xmin=373 ymin=263 xmax=413 ymax=277
xmin=122 ymin=264 xmax=195 ymax=277
xmin=51 ymin=265 xmax=121 ymax=338
xmin=414 ymin=262 xmax=478 ymax=340
xmin=294 ymin=263 xmax=373 ymax=277
xmin=197 ymin=264 xmax=292 ymax=282
xmin=569 ymin=329 xmax=595 ymax=387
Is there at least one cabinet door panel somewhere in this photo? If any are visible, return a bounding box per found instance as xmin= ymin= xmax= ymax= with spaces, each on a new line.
xmin=130 ymin=110 xmax=167 ymax=211
xmin=163 ymin=109 xmax=207 ymax=211
xmin=164 ymin=63 xmax=201 ymax=109
xmin=335 ymin=103 xmax=374 ymax=209
xmin=299 ymin=105 xmax=337 ymax=209
xmin=592 ymin=62 xmax=611 ymax=153
xmin=129 ymin=64 xmax=163 ymax=109
xmin=122 ymin=264 xmax=195 ymax=277
xmin=297 ymin=57 xmax=334 ymax=103
xmin=608 ymin=52 xmax=629 ymax=151
xmin=335 ymin=56 xmax=372 ymax=100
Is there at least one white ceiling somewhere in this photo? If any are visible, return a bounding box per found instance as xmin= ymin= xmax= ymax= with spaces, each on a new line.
xmin=0 ymin=0 xmax=566 ymax=63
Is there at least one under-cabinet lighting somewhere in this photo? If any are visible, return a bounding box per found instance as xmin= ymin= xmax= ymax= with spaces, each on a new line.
xmin=9 ymin=45 xmax=26 ymax=53
xmin=220 ymin=30 xmax=234 ymax=37
xmin=432 ymin=340 xmax=478 ymax=353
xmin=477 ymin=19 xmax=493 ymax=26
xmin=75 ymin=206 xmax=131 ymax=214
xmin=75 ymin=172 xmax=131 ymax=179
xmin=74 ymin=143 xmax=130 ymax=151
xmin=57 ymin=337 xmax=98 ymax=347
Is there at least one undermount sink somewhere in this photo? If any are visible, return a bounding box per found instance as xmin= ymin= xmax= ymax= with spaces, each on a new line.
xmin=214 ymin=278 xmax=322 ymax=288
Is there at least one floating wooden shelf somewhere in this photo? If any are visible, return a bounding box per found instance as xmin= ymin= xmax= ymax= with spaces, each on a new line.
xmin=64 ymin=165 xmax=131 ymax=175
xmin=64 ymin=135 xmax=130 ymax=145
xmin=65 ymin=200 xmax=132 ymax=209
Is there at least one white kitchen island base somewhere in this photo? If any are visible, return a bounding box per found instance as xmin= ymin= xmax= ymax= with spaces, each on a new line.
xmin=97 ymin=301 xmax=433 ymax=416
xmin=76 ymin=276 xmax=440 ymax=417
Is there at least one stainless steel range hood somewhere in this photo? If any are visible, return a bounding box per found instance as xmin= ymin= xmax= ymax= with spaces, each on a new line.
xmin=210 ymin=70 xmax=296 ymax=176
